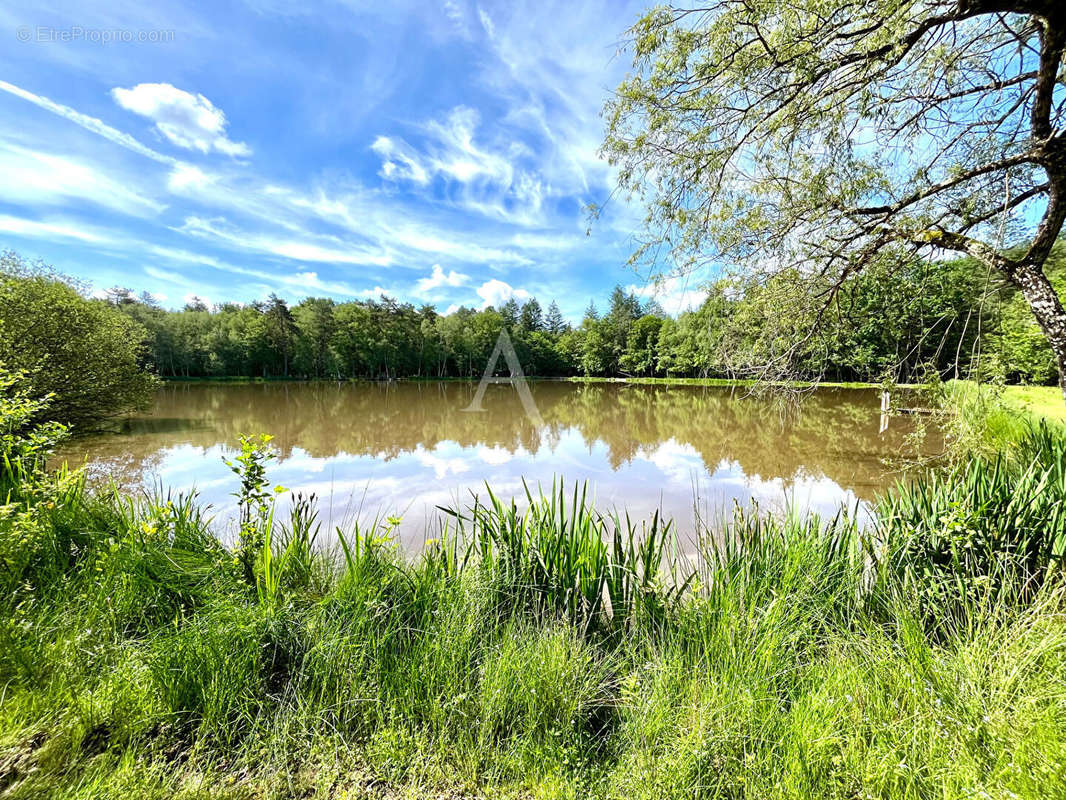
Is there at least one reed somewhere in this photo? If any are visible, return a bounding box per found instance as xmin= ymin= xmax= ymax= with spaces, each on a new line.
xmin=875 ymin=421 xmax=1066 ymax=632
xmin=439 ymin=479 xmax=691 ymax=634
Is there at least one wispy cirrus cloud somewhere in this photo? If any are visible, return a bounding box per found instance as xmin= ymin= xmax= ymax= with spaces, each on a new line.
xmin=371 ymin=105 xmax=547 ymax=225
xmin=0 ymin=140 xmax=164 ymax=215
xmin=0 ymin=213 xmax=111 ymax=243
xmin=0 ymin=0 xmax=653 ymax=318
xmin=0 ymin=79 xmax=178 ymax=166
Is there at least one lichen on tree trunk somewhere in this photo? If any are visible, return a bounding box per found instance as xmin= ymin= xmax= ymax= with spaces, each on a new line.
xmin=1011 ymin=263 xmax=1066 ymax=400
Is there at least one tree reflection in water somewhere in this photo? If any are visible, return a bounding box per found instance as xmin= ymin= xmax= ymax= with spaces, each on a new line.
xmin=54 ymin=381 xmax=942 ymax=547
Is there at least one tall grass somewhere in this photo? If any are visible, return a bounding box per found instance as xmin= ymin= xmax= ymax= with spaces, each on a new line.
xmin=440 ymin=480 xmax=691 ymax=634
xmin=876 ymin=421 xmax=1066 ymax=634
xmin=1 ymin=426 xmax=1065 ymax=798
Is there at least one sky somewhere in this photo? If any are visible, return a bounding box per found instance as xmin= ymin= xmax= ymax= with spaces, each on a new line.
xmin=0 ymin=0 xmax=708 ymax=319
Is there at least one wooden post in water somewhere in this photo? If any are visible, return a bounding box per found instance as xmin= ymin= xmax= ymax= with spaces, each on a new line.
xmin=879 ymin=391 xmax=890 ymax=434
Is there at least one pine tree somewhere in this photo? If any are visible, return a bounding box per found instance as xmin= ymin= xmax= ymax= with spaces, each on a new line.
xmin=519 ymin=298 xmax=543 ymax=331
xmin=500 ymin=298 xmax=520 ymax=327
xmin=545 ymin=300 xmax=567 ymax=334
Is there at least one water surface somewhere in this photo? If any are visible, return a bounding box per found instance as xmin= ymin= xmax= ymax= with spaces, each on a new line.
xmin=55 ymin=381 xmax=940 ymax=546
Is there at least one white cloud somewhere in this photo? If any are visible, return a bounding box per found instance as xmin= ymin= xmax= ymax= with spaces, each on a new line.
xmin=371 ymin=136 xmax=429 ymax=184
xmin=477 ymin=6 xmax=496 ymax=39
xmin=442 ymin=0 xmax=470 ymax=37
xmin=291 ymin=270 xmax=369 ymax=296
xmin=417 ymin=447 xmax=472 ymax=479
xmin=426 ymin=106 xmax=512 ymax=185
xmin=149 ymin=245 xmax=393 ymax=300
xmin=0 ymin=81 xmax=561 ymax=277
xmin=0 ymin=49 xmax=630 ymax=307
xmin=627 ymin=275 xmax=709 ymax=314
xmin=167 ymin=163 xmax=216 ymax=191
xmin=355 ymin=286 xmax=396 ymax=298
xmin=112 ymin=83 xmax=251 ymax=157
xmin=476 ymin=278 xmax=530 ymax=309
xmin=369 ymin=105 xmax=549 ymax=225
xmin=477 ymin=445 xmax=514 ymax=465
xmin=0 ymin=79 xmax=178 ymax=166
xmin=0 ymin=214 xmax=108 ymax=243
xmin=183 ymin=292 xmax=212 ymax=307
xmin=144 ymin=265 xmax=192 ymax=286
xmin=416 ymin=263 xmax=469 ymax=294
xmin=177 ymin=216 xmax=392 ymax=267
xmin=383 ymin=221 xmax=531 ymax=265
xmin=0 ymin=142 xmax=164 ymax=216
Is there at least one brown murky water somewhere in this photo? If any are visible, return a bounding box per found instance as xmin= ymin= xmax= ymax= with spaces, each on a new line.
xmin=54 ymin=381 xmax=940 ymax=546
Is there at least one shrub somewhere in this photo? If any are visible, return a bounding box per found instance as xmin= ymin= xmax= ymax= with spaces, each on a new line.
xmin=0 ymin=251 xmax=157 ymax=428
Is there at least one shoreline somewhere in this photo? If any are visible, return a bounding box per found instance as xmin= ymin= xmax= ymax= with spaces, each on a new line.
xmin=155 ymin=375 xmax=1066 ymax=421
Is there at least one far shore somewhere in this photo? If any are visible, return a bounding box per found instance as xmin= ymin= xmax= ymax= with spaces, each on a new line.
xmin=155 ymin=375 xmax=1065 ymax=422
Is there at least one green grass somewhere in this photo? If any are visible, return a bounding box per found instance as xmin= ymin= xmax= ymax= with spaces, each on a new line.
xmin=560 ymin=375 xmax=887 ymax=389
xmin=1001 ymin=384 xmax=1066 ymax=422
xmin=2 ymin=426 xmax=1066 ymax=798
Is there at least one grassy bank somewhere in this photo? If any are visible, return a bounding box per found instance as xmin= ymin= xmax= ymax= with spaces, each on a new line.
xmin=2 ymin=398 xmax=1066 ymax=798
xmin=563 ymin=377 xmax=1066 ymax=423
xmin=561 ymin=375 xmax=892 ymax=390
xmin=1000 ymin=385 xmax=1066 ymax=422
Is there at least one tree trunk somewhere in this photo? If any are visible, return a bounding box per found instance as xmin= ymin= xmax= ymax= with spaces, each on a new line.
xmin=1011 ymin=263 xmax=1066 ymax=400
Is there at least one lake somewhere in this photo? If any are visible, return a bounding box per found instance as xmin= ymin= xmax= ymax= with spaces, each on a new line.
xmin=54 ymin=381 xmax=940 ymax=547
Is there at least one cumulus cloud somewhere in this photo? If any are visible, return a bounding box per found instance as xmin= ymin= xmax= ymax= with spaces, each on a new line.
xmin=416 ymin=264 xmax=469 ymax=294
xmin=112 ymin=83 xmax=251 ymax=157
xmin=476 ymin=278 xmax=530 ymax=309
xmin=626 ymin=275 xmax=709 ymax=314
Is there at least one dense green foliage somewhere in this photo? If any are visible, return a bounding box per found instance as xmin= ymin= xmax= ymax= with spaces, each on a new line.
xmin=0 ymin=247 xmax=1059 ymax=391
xmin=1 ymin=382 xmax=1065 ymax=797
xmin=0 ymin=252 xmax=157 ymax=426
xmin=95 ymin=247 xmax=1065 ymax=385
xmin=602 ymin=1 xmax=1066 ymax=392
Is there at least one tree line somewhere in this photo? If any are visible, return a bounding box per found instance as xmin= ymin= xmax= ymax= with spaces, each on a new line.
xmin=1 ymin=245 xmax=1061 ymax=430
xmin=105 ymin=247 xmax=1063 ymax=386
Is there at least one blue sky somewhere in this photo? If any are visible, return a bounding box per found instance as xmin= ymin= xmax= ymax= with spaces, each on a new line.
xmin=0 ymin=0 xmax=708 ymax=319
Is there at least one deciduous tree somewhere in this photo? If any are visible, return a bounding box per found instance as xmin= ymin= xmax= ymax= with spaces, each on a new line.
xmin=604 ymin=0 xmax=1066 ymax=397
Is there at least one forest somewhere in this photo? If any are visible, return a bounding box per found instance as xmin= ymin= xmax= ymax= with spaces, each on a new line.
xmin=94 ymin=246 xmax=1064 ymax=386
